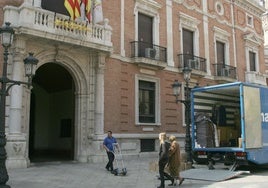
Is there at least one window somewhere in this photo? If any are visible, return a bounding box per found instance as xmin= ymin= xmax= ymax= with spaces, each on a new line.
xmin=135 ymin=75 xmax=160 ymax=125
xmin=183 ymin=29 xmax=194 ymax=55
xmin=179 ymin=13 xmax=200 ymax=65
xmin=139 ymin=80 xmax=155 ymax=123
xmin=140 ymin=139 xmax=155 ymax=152
xmin=249 ymin=51 xmax=256 ymax=71
xmin=247 ymin=14 xmax=253 ymax=27
xmin=138 ymin=13 xmax=153 ymax=57
xmin=41 ymin=0 xmax=68 ymax=16
xmin=216 ymin=41 xmax=225 ymax=65
xmin=244 ymin=33 xmax=261 ymax=72
xmin=182 ymin=28 xmax=194 ymax=67
xmin=213 ymin=27 xmax=231 ymax=76
xmin=60 ymin=119 xmax=72 ymax=138
xmin=138 ymin=13 xmax=153 ymax=44
xmin=134 ymin=0 xmax=160 ymax=45
xmin=215 ymin=1 xmax=224 ymax=15
xmin=216 ymin=41 xmax=225 ymax=76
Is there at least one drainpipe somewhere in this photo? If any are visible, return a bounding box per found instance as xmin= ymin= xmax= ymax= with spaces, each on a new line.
xmin=231 ymin=0 xmax=238 ymax=79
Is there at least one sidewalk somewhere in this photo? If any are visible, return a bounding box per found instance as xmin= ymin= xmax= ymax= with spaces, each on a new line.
xmin=7 ymin=157 xmax=211 ymax=188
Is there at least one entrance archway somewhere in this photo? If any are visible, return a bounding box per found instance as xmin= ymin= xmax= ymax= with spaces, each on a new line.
xmin=29 ymin=63 xmax=75 ymax=162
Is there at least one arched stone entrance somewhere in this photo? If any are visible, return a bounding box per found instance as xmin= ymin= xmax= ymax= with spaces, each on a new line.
xmin=29 ymin=63 xmax=75 ymax=162
xmin=5 ymin=42 xmax=107 ymax=168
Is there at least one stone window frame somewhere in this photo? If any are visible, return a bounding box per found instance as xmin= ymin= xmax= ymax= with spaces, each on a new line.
xmin=178 ymin=13 xmax=200 ymax=126
xmin=248 ymin=51 xmax=257 ymax=71
xmin=244 ymin=33 xmax=261 ymax=72
xmin=135 ymin=74 xmax=161 ymax=126
xmin=179 ymin=12 xmax=200 ymax=57
xmin=213 ymin=26 xmax=231 ymax=66
xmin=134 ymin=0 xmax=161 ymax=45
xmin=245 ymin=47 xmax=259 ymax=72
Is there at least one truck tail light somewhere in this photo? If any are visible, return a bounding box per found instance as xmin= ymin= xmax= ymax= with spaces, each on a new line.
xmin=235 ymin=152 xmax=246 ymax=157
xmin=197 ymin=151 xmax=206 ymax=155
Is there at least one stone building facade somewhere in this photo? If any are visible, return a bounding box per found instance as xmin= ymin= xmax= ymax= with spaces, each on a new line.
xmin=0 ymin=0 xmax=266 ymax=169
xmin=262 ymin=0 xmax=268 ymax=72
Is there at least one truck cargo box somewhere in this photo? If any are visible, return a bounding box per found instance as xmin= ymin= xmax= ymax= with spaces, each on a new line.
xmin=191 ymin=82 xmax=268 ymax=166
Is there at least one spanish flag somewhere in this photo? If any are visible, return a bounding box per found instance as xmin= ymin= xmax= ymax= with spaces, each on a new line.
xmin=82 ymin=0 xmax=91 ymax=22
xmin=64 ymin=0 xmax=81 ymax=20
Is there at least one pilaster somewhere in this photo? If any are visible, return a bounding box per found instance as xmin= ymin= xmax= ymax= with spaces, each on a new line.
xmin=94 ymin=53 xmax=106 ymax=136
xmin=6 ymin=38 xmax=29 ymax=168
xmin=166 ymin=0 xmax=174 ymax=66
xmin=8 ymin=39 xmax=26 ymax=134
xmin=88 ymin=53 xmax=106 ymax=163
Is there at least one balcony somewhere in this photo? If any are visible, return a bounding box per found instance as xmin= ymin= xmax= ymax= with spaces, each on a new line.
xmin=213 ymin=64 xmax=237 ymax=81
xmin=178 ymin=54 xmax=207 ymax=77
xmin=3 ymin=4 xmax=113 ymax=52
xmin=130 ymin=41 xmax=167 ymax=69
xmin=245 ymin=71 xmax=267 ymax=85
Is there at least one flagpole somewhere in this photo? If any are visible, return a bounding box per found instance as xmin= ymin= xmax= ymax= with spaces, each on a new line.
xmin=80 ymin=2 xmax=85 ymax=20
xmin=92 ymin=0 xmax=95 ymax=24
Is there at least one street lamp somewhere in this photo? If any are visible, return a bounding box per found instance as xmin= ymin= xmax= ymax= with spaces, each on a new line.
xmin=0 ymin=22 xmax=39 ymax=187
xmin=172 ymin=67 xmax=193 ymax=164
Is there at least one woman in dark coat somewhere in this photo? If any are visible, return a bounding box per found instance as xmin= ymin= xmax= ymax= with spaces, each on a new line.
xmin=168 ymin=135 xmax=184 ymax=186
xmin=157 ymin=132 xmax=174 ymax=188
xmin=157 ymin=133 xmax=174 ymax=188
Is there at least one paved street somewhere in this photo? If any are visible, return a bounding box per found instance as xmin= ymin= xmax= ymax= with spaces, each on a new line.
xmin=7 ymin=157 xmax=268 ymax=188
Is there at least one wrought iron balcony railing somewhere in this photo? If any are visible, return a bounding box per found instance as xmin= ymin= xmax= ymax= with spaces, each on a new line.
xmin=178 ymin=54 xmax=207 ymax=72
xmin=213 ymin=64 xmax=236 ymax=79
xmin=130 ymin=41 xmax=167 ymax=62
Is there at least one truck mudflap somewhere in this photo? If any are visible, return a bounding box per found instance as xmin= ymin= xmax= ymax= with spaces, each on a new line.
xmin=180 ymin=168 xmax=250 ymax=182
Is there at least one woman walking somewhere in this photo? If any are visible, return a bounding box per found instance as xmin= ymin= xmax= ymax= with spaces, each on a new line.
xmin=157 ymin=132 xmax=174 ymax=188
xmin=168 ymin=135 xmax=184 ymax=186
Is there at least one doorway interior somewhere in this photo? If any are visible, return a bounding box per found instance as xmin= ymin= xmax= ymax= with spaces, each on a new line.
xmin=29 ymin=63 xmax=75 ymax=162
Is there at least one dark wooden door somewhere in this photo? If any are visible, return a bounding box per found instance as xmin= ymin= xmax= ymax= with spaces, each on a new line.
xmin=138 ymin=13 xmax=153 ymax=56
xmin=183 ymin=29 xmax=194 ymax=66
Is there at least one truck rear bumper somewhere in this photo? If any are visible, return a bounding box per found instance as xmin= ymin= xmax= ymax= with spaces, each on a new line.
xmin=193 ymin=151 xmax=248 ymax=166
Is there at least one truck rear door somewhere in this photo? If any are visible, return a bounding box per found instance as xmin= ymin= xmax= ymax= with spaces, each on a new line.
xmin=243 ymin=86 xmax=262 ymax=149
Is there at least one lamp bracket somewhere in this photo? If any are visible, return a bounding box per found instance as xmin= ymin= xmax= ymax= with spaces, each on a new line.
xmin=0 ymin=78 xmax=30 ymax=95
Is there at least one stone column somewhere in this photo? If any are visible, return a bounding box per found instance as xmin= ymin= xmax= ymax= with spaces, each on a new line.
xmin=6 ymin=39 xmax=29 ymax=169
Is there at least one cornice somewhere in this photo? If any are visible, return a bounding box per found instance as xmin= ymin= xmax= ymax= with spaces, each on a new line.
xmin=235 ymin=0 xmax=265 ymax=17
xmin=179 ymin=12 xmax=201 ymax=26
xmin=243 ymin=32 xmax=263 ymax=46
xmin=174 ymin=0 xmax=202 ymax=12
xmin=135 ymin=0 xmax=162 ymax=10
xmin=173 ymin=0 xmax=264 ymax=40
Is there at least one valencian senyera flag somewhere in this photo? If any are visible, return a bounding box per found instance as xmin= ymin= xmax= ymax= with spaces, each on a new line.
xmin=64 ymin=0 xmax=81 ymax=20
xmin=81 ymin=0 xmax=91 ymax=22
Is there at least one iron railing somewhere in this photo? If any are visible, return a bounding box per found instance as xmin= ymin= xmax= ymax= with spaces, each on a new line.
xmin=213 ymin=64 xmax=236 ymax=79
xmin=130 ymin=41 xmax=167 ymax=62
xmin=178 ymin=54 xmax=207 ymax=72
